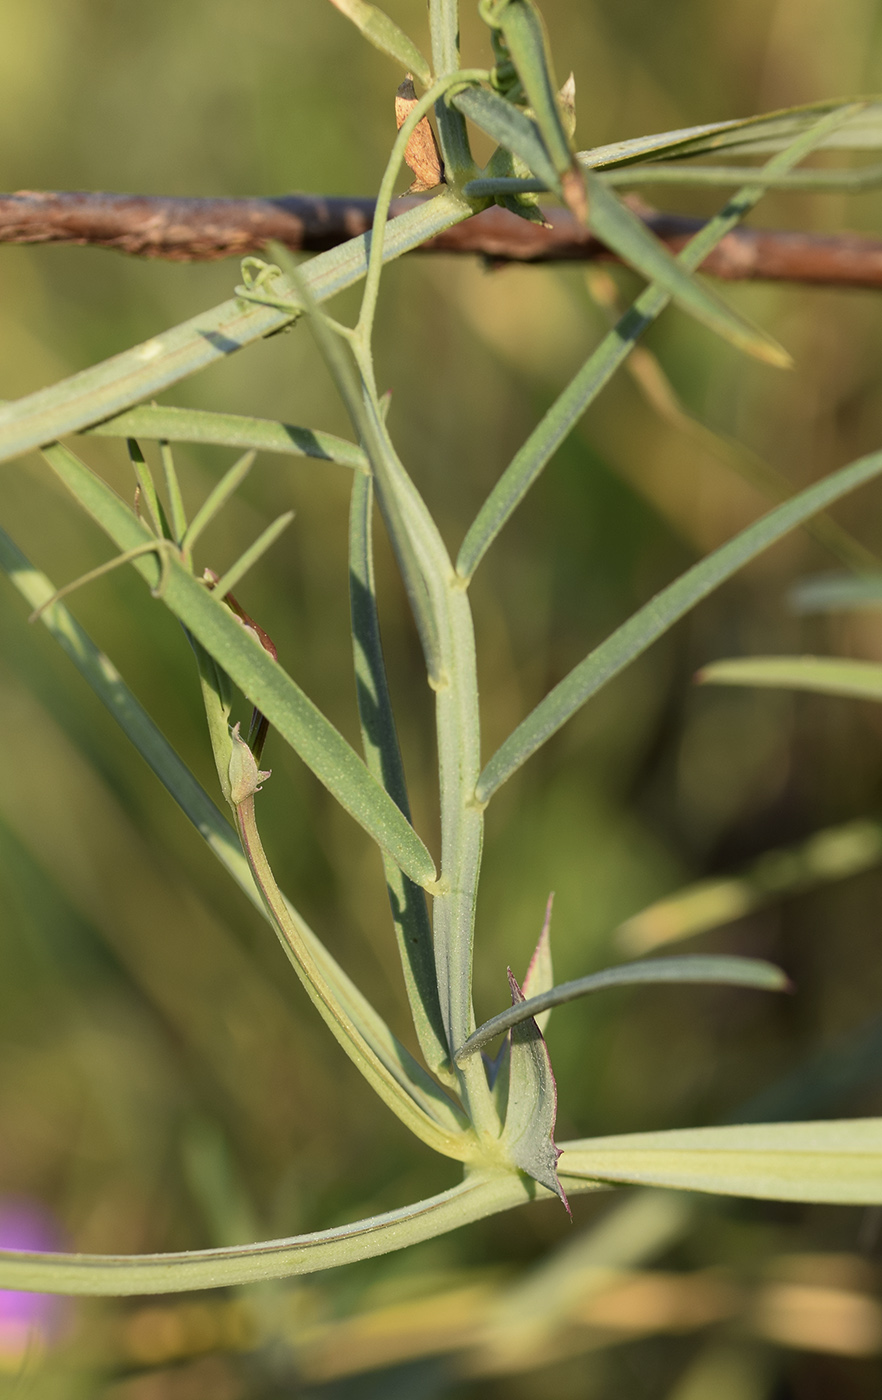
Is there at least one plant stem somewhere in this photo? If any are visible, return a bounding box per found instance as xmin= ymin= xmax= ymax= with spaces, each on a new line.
xmin=427 ymin=0 xmax=476 ymax=183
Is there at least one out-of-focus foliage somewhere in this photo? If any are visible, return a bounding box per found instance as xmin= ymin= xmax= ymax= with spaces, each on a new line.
xmin=3 ymin=0 xmax=882 ymax=1395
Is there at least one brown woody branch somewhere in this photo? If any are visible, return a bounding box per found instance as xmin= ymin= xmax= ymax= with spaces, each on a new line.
xmin=2 ymin=189 xmax=882 ymax=287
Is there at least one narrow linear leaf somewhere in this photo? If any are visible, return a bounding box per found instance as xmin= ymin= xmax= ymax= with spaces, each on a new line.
xmin=87 ymin=405 xmax=368 ymax=471
xmin=618 ymin=819 xmax=882 ymax=955
xmin=182 ymin=450 xmax=256 ymax=552
xmin=477 ymin=445 xmax=882 ymax=802
xmin=159 ymin=440 xmax=188 ymax=543
xmin=699 ymin=654 xmax=882 ymax=702
xmin=40 ymin=439 xmax=438 ymax=889
xmin=559 ymin=1118 xmax=882 ymax=1204
xmin=211 ymin=509 xmax=294 ymax=599
xmin=580 ymin=98 xmax=874 ymax=170
xmin=456 ymin=105 xmax=849 ymax=581
xmin=452 ymin=86 xmax=560 ymax=192
xmin=585 ymin=173 xmax=790 ymax=367
xmin=349 ymin=470 xmax=452 ymax=1081
xmin=0 ymin=522 xmax=462 ymax=1136
xmin=603 ymin=160 xmax=882 ymax=191
xmin=457 ymin=955 xmax=787 ymax=1060
xmin=522 ymin=893 xmax=554 ymax=1033
xmin=326 ymin=0 xmax=432 ymax=87
xmin=0 ymin=192 xmax=473 ymax=467
xmin=790 ymin=571 xmax=882 ymax=613
xmin=233 ymin=759 xmax=470 ymax=1156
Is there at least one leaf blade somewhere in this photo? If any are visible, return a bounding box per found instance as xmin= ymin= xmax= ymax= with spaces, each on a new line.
xmin=40 ymin=439 xmax=438 ymax=889
xmin=559 ymin=1118 xmax=882 ymax=1203
xmin=699 ymin=655 xmax=882 ymax=702
xmin=457 ymin=955 xmax=788 ymax=1059
xmin=585 ymin=173 xmax=790 ymax=366
xmin=477 ymin=446 xmax=882 ymax=801
xmin=326 ymin=0 xmax=432 ymax=86
xmin=86 ymin=405 xmax=367 ymax=470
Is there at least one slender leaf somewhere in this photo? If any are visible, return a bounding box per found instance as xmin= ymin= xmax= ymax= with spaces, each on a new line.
xmin=40 ymin=439 xmax=438 ymax=889
xmin=700 ymin=654 xmax=882 ymax=702
xmin=580 ymin=98 xmax=877 ymax=170
xmin=488 ymin=0 xmax=574 ymax=177
xmin=0 ymin=192 xmax=473 ymax=467
xmin=86 ymin=405 xmax=367 ymax=470
xmin=349 ymin=469 xmax=452 ymax=1081
xmin=604 ymin=159 xmax=882 ymax=190
xmin=560 ymin=1118 xmax=882 ymax=1203
xmin=452 ymin=86 xmax=560 ymax=191
xmin=181 ymin=450 xmax=256 ymax=552
xmin=158 ymin=440 xmax=188 ymax=543
xmin=477 ymin=445 xmax=882 ymax=802
xmin=585 ymin=173 xmax=790 ymax=366
xmin=456 ymin=105 xmax=851 ymax=581
xmin=618 ymin=819 xmax=882 ymax=955
xmin=0 ymin=522 xmax=463 ymax=1137
xmin=210 ymin=509 xmax=294 ymax=599
xmin=326 ymin=0 xmax=432 ymax=86
xmin=233 ymin=748 xmax=470 ymax=1156
xmin=457 ymin=955 xmax=787 ymax=1059
xmin=523 ymin=894 xmax=554 ymax=1033
xmin=791 ymin=571 xmax=882 ymax=613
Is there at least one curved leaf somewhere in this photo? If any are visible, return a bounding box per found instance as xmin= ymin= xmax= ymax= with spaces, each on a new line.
xmin=457 ymin=955 xmax=788 ymax=1060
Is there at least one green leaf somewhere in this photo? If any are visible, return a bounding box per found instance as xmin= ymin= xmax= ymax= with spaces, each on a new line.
xmin=699 ymin=654 xmax=882 ymax=702
xmin=40 ymin=439 xmax=439 ymax=890
xmin=580 ymin=98 xmax=877 ymax=170
xmin=452 ymin=86 xmax=560 ymax=192
xmin=0 ymin=192 xmax=473 ymax=468
xmin=86 ymin=405 xmax=367 ymax=471
xmin=522 ymin=894 xmax=554 ymax=1033
xmin=210 ymin=509 xmax=294 ymax=599
xmin=790 ymin=571 xmax=882 ymax=613
xmin=457 ymin=955 xmax=788 ymax=1060
xmin=479 ymin=0 xmax=583 ymax=215
xmin=559 ymin=1119 xmax=882 ymax=1203
xmin=584 ymin=173 xmax=790 ymax=367
xmin=349 ymin=469 xmax=453 ymax=1082
xmin=456 ymin=104 xmax=849 ymax=582
xmin=617 ymin=819 xmax=882 ymax=956
xmin=326 ymin=0 xmax=432 ymax=86
xmin=477 ymin=445 xmax=882 ymax=802
xmin=181 ymin=450 xmax=256 ymax=552
xmin=501 ymin=970 xmax=567 ymax=1207
xmin=0 ymin=521 xmax=465 ymax=1141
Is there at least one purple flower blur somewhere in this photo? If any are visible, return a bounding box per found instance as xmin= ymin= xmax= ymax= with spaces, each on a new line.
xmin=0 ymin=1201 xmax=70 ymax=1364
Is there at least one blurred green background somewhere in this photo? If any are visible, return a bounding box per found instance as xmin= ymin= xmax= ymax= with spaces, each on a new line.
xmin=4 ymin=0 xmax=882 ymax=1395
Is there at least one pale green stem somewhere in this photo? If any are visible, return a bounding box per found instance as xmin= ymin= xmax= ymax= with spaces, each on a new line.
xmin=352 ymin=349 xmax=499 ymax=1138
xmin=356 ymin=68 xmax=489 ymax=345
xmin=427 ymin=0 xmax=475 ymax=182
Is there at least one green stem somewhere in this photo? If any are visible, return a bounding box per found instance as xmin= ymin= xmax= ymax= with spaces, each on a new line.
xmin=427 ymin=0 xmax=476 ymax=182
xmin=357 ymin=68 xmax=488 ymax=343
xmin=0 ymin=1170 xmax=600 ymax=1296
